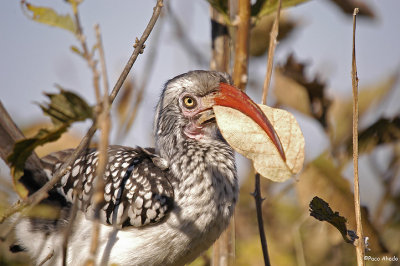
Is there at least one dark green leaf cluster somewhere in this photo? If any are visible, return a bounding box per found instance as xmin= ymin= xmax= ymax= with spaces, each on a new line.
xmin=7 ymin=89 xmax=92 ymax=197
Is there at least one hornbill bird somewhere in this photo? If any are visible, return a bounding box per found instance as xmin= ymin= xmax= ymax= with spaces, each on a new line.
xmin=0 ymin=70 xmax=284 ymax=265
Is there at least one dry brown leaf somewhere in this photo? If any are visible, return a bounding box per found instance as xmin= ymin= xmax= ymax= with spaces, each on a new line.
xmin=328 ymin=72 xmax=398 ymax=148
xmin=214 ymin=104 xmax=305 ymax=182
xmin=274 ymin=70 xmax=311 ymax=115
xmin=296 ymin=153 xmax=388 ymax=254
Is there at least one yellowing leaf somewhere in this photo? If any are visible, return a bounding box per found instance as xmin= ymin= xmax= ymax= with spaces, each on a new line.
xmin=214 ymin=104 xmax=305 ymax=182
xmin=23 ymin=3 xmax=77 ymax=34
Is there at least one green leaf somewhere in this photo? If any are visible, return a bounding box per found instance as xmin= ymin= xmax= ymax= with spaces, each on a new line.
xmin=7 ymin=88 xmax=92 ymax=198
xmin=39 ymin=86 xmax=93 ymax=126
xmin=70 ymin=45 xmax=84 ymax=58
xmin=23 ymin=2 xmax=77 ymax=34
xmin=252 ymin=0 xmax=310 ymax=21
xmin=206 ymin=0 xmax=231 ymax=24
xmin=8 ymin=125 xmax=68 ymax=198
xmin=309 ymin=196 xmax=356 ymax=244
xmin=207 ymin=0 xmax=229 ymax=16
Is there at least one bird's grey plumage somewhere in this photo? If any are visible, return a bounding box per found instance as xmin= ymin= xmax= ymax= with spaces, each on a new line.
xmin=13 ymin=70 xmax=239 ymax=265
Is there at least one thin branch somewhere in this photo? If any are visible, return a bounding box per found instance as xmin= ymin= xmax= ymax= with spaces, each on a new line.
xmin=232 ymin=0 xmax=251 ymax=91
xmin=73 ymin=1 xmax=101 ymax=103
xmin=38 ymin=249 xmax=54 ymax=266
xmin=96 ymin=24 xmax=110 ymax=95
xmin=261 ymin=0 xmax=282 ymax=104
xmin=118 ymin=14 xmax=164 ymax=140
xmin=0 ymin=0 xmax=164 ymax=226
xmin=351 ymin=8 xmax=365 ymax=266
xmin=110 ymin=0 xmax=164 ymax=102
xmin=255 ymin=1 xmax=282 ymax=265
xmin=86 ymin=24 xmax=111 ymax=265
xmin=252 ymin=174 xmax=271 ymax=266
xmin=62 ymin=172 xmax=84 ymax=266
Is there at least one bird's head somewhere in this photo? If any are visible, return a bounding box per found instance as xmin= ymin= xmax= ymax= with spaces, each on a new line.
xmin=154 ymin=70 xmax=284 ymax=160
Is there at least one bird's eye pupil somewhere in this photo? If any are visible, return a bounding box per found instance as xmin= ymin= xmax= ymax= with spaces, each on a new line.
xmin=183 ymin=96 xmax=196 ymax=109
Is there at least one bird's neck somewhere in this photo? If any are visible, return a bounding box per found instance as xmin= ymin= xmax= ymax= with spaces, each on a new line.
xmin=167 ymin=137 xmax=238 ymax=206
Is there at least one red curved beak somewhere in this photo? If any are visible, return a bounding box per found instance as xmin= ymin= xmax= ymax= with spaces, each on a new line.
xmin=214 ymin=83 xmax=286 ymax=162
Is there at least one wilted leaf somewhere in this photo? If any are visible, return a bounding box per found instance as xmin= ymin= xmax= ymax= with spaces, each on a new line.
xmin=39 ymin=86 xmax=93 ymax=126
xmin=7 ymin=89 xmax=92 ymax=198
xmin=296 ymin=154 xmax=388 ymax=253
xmin=274 ymin=70 xmax=311 ymax=115
xmin=8 ymin=126 xmax=68 ymax=198
xmin=328 ymin=73 xmax=398 ymax=149
xmin=70 ymin=45 xmax=84 ymax=58
xmin=250 ymin=14 xmax=297 ymax=57
xmin=251 ymin=0 xmax=310 ymax=20
xmin=354 ymin=116 xmax=400 ymax=154
xmin=214 ymin=104 xmax=305 ymax=182
xmin=206 ymin=0 xmax=230 ymax=24
xmin=22 ymin=2 xmax=77 ymax=34
xmin=309 ymin=196 xmax=356 ymax=243
xmin=274 ymin=54 xmax=330 ymax=128
xmin=328 ymin=0 xmax=375 ymax=19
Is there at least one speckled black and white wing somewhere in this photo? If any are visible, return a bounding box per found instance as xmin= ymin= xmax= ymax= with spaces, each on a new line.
xmin=40 ymin=146 xmax=174 ymax=229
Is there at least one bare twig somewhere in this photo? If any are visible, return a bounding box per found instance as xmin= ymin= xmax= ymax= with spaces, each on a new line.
xmin=253 ymin=174 xmax=270 ymax=266
xmin=118 ymin=14 xmax=164 ymax=139
xmin=232 ymin=0 xmax=250 ymax=91
xmin=261 ymin=0 xmax=282 ymax=104
xmin=62 ymin=164 xmax=87 ymax=266
xmin=96 ymin=24 xmax=110 ymax=95
xmin=110 ymin=0 xmax=164 ymax=102
xmin=255 ymin=0 xmax=282 ymax=265
xmin=0 ymin=0 xmax=164 ymax=229
xmin=72 ymin=1 xmax=101 ymax=103
xmin=38 ymin=249 xmax=54 ymax=266
xmin=85 ymin=24 xmax=111 ymax=265
xmin=351 ymin=8 xmax=365 ymax=266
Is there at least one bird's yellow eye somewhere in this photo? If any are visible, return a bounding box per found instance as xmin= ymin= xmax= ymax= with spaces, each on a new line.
xmin=183 ymin=96 xmax=197 ymax=109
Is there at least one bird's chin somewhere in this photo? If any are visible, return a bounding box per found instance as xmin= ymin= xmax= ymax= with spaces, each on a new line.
xmin=183 ymin=121 xmax=218 ymax=141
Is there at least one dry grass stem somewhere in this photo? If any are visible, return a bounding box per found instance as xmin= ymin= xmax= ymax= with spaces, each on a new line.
xmin=62 ymin=175 xmax=83 ymax=266
xmin=261 ymin=0 xmax=282 ymax=104
xmin=351 ymin=7 xmax=365 ymax=266
xmin=85 ymin=24 xmax=111 ymax=265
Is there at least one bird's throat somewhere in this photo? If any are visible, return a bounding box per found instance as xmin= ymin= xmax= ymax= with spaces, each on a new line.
xmin=183 ymin=122 xmax=204 ymax=140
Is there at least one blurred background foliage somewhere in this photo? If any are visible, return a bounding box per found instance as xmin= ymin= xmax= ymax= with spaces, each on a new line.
xmin=1 ymin=0 xmax=400 ymax=265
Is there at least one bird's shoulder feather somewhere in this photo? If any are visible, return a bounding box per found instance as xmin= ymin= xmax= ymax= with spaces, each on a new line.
xmin=41 ymin=145 xmax=174 ymax=229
